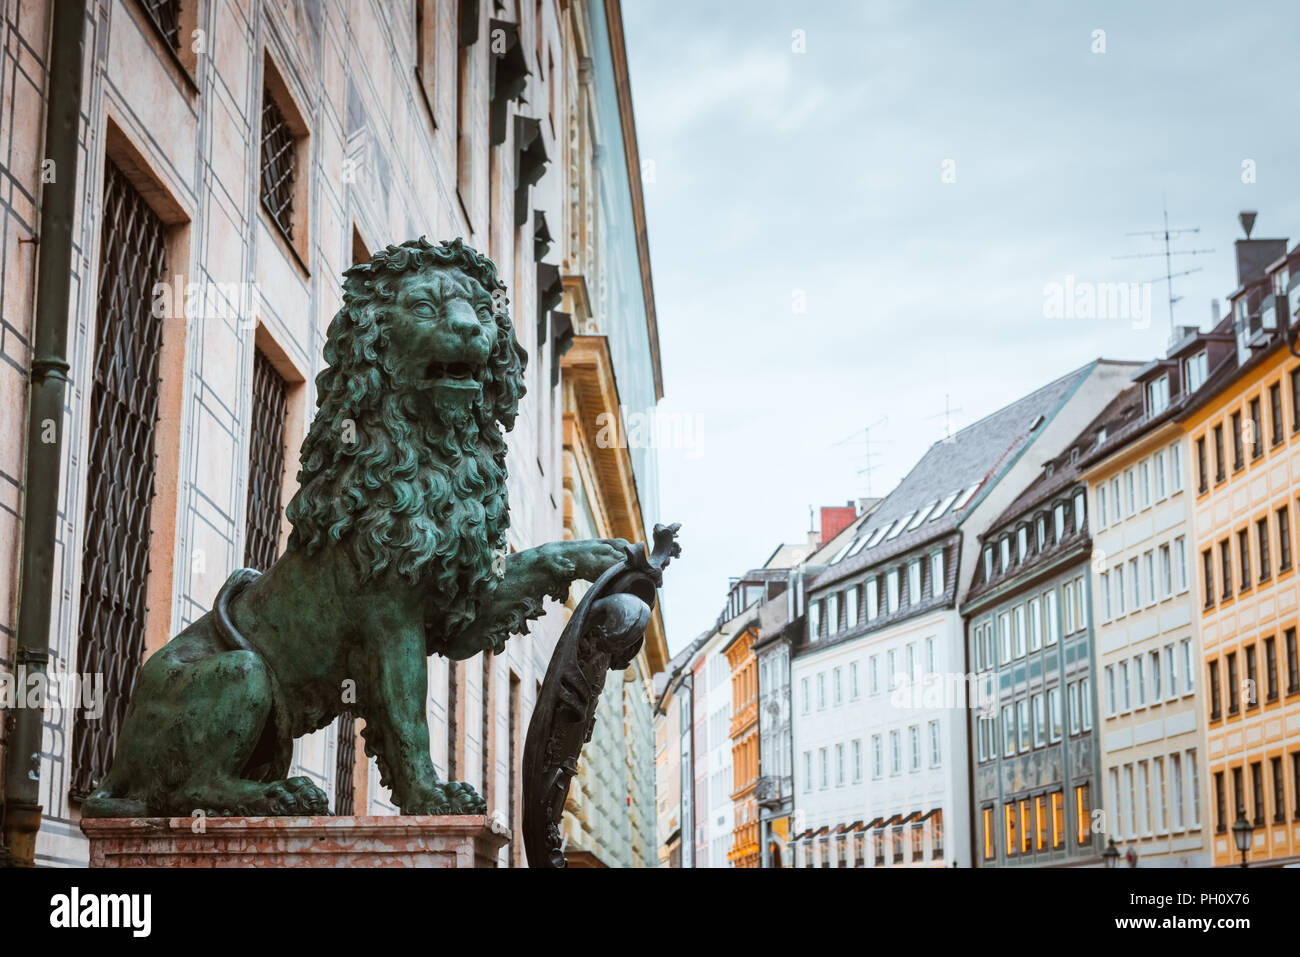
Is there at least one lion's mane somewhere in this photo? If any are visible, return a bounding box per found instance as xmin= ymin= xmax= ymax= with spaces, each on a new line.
xmin=284 ymin=238 xmax=527 ymax=632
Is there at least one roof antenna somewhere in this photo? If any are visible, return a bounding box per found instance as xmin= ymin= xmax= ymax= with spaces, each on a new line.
xmin=830 ymin=417 xmax=890 ymax=496
xmin=1112 ymin=197 xmax=1215 ymax=339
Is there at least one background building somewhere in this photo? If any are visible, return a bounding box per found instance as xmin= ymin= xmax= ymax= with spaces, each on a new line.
xmin=790 ymin=361 xmax=1136 ymax=868
xmin=753 ymin=564 xmax=805 ymax=868
xmin=0 ymin=0 xmax=665 ymax=868
xmin=964 ymin=423 xmax=1107 ymax=867
xmin=653 ymin=661 xmax=683 ymax=867
xmin=1179 ymin=220 xmax=1300 ymax=867
xmin=723 ymin=622 xmax=759 ymax=867
xmin=653 ymin=546 xmax=800 ymax=866
xmin=1080 ymin=361 xmax=1212 ymax=868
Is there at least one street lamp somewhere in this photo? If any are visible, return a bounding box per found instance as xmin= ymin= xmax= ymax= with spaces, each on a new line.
xmin=1103 ymin=837 xmax=1119 ymax=869
xmin=1232 ymin=814 xmax=1254 ymax=868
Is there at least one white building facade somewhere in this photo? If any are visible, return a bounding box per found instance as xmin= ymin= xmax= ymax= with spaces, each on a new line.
xmin=1081 ymin=382 xmax=1211 ymax=867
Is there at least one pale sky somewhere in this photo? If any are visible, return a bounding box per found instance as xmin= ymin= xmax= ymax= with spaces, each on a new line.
xmin=621 ymin=0 xmax=1300 ymax=655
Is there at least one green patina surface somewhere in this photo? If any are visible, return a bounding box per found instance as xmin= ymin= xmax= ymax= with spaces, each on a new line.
xmin=83 ymin=238 xmax=628 ymax=818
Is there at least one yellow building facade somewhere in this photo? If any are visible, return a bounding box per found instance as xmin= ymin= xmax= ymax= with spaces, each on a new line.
xmin=725 ymin=625 xmax=760 ymax=868
xmin=1183 ymin=339 xmax=1300 ymax=866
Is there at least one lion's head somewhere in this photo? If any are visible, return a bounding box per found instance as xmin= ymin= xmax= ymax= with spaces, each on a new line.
xmin=285 ymin=238 xmax=527 ymax=625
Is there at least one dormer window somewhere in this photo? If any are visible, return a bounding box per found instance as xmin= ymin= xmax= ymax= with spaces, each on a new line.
xmin=1073 ymin=490 xmax=1085 ymax=532
xmin=1053 ymin=503 xmax=1065 ymax=541
xmin=1017 ymin=526 xmax=1028 ymax=562
xmin=983 ymin=546 xmax=994 ymax=581
xmin=1036 ymin=516 xmax=1046 ymax=549
xmin=1069 ymin=447 xmax=1079 ymax=464
xmin=1095 ymin=426 xmax=1107 ymax=448
xmin=1000 ymin=537 xmax=1011 ymax=570
xmin=1184 ymin=351 xmax=1208 ymax=392
xmin=1146 ymin=374 xmax=1170 ymax=416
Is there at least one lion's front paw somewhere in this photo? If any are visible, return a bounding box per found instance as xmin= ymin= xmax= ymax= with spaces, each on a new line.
xmin=264 ymin=776 xmax=329 ymax=815
xmin=401 ymin=780 xmax=485 ymax=815
xmin=443 ymin=781 xmax=487 ymax=815
xmin=536 ymin=542 xmax=577 ymax=582
xmin=569 ymin=538 xmax=630 ymax=581
xmin=401 ymin=780 xmax=453 ymax=815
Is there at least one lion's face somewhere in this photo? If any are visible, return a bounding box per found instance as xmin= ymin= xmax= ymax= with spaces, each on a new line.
xmin=287 ymin=237 xmax=524 ymax=589
xmin=384 ymin=265 xmax=499 ymax=415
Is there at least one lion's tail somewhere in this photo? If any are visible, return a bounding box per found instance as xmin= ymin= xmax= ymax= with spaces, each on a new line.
xmin=213 ymin=568 xmax=262 ymax=652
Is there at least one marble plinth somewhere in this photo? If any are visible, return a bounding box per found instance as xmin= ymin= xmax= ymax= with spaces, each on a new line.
xmin=81 ymin=814 xmax=510 ymax=867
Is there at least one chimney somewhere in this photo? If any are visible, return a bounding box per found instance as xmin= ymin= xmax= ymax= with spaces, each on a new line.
xmin=1211 ymin=299 xmax=1220 ymax=325
xmin=819 ymin=505 xmax=856 ymax=546
xmin=1234 ymin=211 xmax=1287 ymax=289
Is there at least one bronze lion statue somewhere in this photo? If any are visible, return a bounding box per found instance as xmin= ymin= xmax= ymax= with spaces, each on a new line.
xmin=84 ymin=238 xmax=628 ymax=818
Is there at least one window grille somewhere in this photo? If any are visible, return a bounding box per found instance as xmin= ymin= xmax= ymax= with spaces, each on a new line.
xmin=71 ymin=160 xmax=168 ymax=799
xmin=244 ymin=349 xmax=287 ymax=571
xmin=141 ymin=0 xmax=181 ymax=49
xmin=260 ymin=88 xmax=296 ymax=240
xmin=334 ymin=711 xmax=356 ymax=814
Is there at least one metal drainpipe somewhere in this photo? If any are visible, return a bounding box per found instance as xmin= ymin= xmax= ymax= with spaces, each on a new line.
xmin=1 ymin=0 xmax=88 ymax=868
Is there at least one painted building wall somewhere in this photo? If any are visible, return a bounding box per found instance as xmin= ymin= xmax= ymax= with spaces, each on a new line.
xmin=1183 ymin=344 xmax=1300 ymax=866
xmin=725 ymin=626 xmax=759 ymax=867
xmin=969 ymin=560 xmax=1103 ymax=867
xmin=1086 ymin=425 xmax=1209 ymax=866
xmin=792 ymin=607 xmax=963 ymax=867
xmin=653 ymin=680 xmax=680 ymax=866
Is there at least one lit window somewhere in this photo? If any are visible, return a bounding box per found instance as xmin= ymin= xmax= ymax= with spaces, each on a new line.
xmin=1036 ymin=794 xmax=1049 ymax=851
xmin=1074 ymin=783 xmax=1090 ymax=846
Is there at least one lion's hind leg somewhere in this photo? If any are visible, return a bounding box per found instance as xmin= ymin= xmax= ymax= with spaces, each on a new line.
xmin=158 ymin=645 xmax=326 ymax=816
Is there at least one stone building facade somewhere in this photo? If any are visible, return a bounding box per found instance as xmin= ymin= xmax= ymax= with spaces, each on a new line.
xmin=0 ymin=0 xmax=664 ymax=867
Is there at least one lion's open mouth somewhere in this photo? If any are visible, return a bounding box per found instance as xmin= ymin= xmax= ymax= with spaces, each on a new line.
xmin=426 ymin=360 xmax=484 ymax=389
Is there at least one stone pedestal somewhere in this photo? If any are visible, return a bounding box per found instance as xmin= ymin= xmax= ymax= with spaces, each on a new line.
xmin=81 ymin=815 xmax=510 ymax=868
